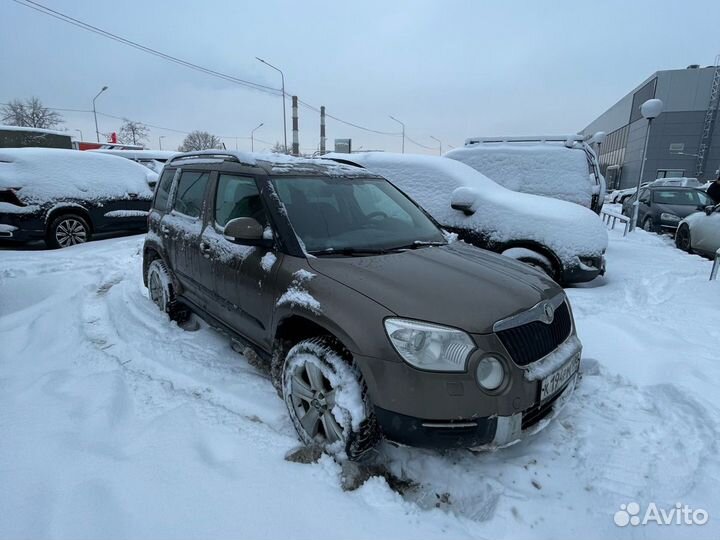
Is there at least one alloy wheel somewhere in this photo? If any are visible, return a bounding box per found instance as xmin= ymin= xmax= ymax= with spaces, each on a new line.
xmin=288 ymin=360 xmax=345 ymax=444
xmin=55 ymin=218 xmax=87 ymax=247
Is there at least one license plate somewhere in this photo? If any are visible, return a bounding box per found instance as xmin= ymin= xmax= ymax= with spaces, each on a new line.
xmin=540 ymin=355 xmax=580 ymax=401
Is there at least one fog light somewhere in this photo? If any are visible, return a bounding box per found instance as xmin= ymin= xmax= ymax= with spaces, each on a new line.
xmin=476 ymin=357 xmax=505 ymax=391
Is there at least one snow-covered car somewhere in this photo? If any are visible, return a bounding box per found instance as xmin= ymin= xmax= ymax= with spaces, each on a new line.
xmin=89 ymin=149 xmax=178 ymax=179
xmin=621 ymin=185 xmax=715 ymax=233
xmin=144 ymin=151 xmax=582 ymax=459
xmin=675 ymin=203 xmax=720 ymax=257
xmin=445 ymin=135 xmax=605 ymax=213
xmin=325 ymin=152 xmax=608 ymax=285
xmin=0 ymin=148 xmax=155 ymax=248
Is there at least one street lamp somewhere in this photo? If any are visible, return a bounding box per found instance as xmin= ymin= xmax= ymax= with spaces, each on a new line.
xmin=158 ymin=136 xmax=165 ymax=150
xmin=92 ymin=86 xmax=109 ymax=143
xmin=430 ymin=135 xmax=442 ymax=155
xmin=251 ymin=122 xmax=264 ymax=152
xmin=389 ymin=115 xmax=405 ymax=153
xmin=256 ymin=57 xmax=287 ymax=153
xmin=74 ymin=129 xmax=83 ymax=141
xmin=630 ymin=98 xmax=663 ymax=232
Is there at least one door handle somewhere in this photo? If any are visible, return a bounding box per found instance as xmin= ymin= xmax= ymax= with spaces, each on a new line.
xmin=199 ymin=242 xmax=211 ymax=258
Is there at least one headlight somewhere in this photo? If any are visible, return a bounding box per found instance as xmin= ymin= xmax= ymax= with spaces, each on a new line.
xmin=384 ymin=318 xmax=475 ymax=372
xmin=661 ymin=212 xmax=681 ymax=222
xmin=476 ymin=356 xmax=506 ymax=391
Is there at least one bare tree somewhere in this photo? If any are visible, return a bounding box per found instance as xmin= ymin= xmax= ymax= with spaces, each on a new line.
xmin=118 ymin=119 xmax=149 ymax=146
xmin=271 ymin=141 xmax=288 ymax=154
xmin=178 ymin=130 xmax=223 ymax=152
xmin=1 ymin=97 xmax=63 ymax=129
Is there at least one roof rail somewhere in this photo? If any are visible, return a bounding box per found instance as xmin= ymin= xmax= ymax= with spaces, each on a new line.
xmin=465 ymin=135 xmax=584 ymax=146
xmin=168 ymin=150 xmax=257 ymax=166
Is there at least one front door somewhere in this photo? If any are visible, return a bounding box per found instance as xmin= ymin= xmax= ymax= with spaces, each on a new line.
xmin=694 ymin=205 xmax=720 ymax=254
xmin=198 ymin=173 xmax=280 ymax=350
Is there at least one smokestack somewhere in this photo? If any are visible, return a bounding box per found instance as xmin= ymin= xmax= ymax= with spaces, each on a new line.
xmin=320 ymin=106 xmax=326 ymax=155
xmin=292 ymin=95 xmax=299 ymax=156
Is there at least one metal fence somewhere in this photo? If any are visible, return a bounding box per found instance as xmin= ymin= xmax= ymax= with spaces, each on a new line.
xmin=601 ymin=208 xmax=631 ymax=236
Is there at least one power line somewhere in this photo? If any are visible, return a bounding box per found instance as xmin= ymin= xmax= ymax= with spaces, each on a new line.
xmin=405 ymin=134 xmax=436 ymax=150
xmin=13 ymin=0 xmax=407 ymax=138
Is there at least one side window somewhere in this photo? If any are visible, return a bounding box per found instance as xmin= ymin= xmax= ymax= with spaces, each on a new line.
xmin=173 ymin=171 xmax=210 ymax=218
xmin=215 ymin=174 xmax=268 ymax=228
xmin=153 ymin=168 xmax=176 ymax=211
xmin=639 ymin=188 xmax=650 ymax=204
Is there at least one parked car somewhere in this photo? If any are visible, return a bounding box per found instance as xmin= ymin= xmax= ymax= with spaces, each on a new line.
xmin=89 ymin=149 xmax=178 ymax=179
xmin=445 ymin=135 xmax=605 ymax=213
xmin=0 ymin=148 xmax=155 ymax=248
xmin=143 ymin=151 xmax=582 ymax=459
xmin=675 ymin=203 xmax=720 ymax=257
xmin=621 ymin=185 xmax=715 ymax=233
xmin=324 ymin=152 xmax=607 ymax=285
xmin=0 ymin=124 xmax=73 ymax=149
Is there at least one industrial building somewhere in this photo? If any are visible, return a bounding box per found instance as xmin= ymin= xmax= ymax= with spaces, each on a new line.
xmin=582 ymin=64 xmax=720 ymax=190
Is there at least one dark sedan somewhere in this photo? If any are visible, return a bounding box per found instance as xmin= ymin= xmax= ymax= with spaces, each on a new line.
xmin=622 ymin=186 xmax=715 ymax=233
xmin=0 ymin=148 xmax=155 ymax=248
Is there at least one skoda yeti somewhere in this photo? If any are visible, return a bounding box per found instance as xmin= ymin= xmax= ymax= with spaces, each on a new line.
xmin=142 ymin=151 xmax=582 ymax=459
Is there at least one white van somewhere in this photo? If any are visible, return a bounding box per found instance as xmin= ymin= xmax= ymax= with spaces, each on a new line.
xmin=445 ymin=135 xmax=605 ymax=213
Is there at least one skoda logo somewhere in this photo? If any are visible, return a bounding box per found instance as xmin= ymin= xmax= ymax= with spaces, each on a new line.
xmin=542 ymin=303 xmax=554 ymax=324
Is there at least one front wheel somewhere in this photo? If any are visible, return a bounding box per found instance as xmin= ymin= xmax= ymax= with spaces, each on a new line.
xmin=501 ymin=247 xmax=558 ymax=281
xmin=46 ymin=213 xmax=91 ymax=248
xmin=642 ymin=217 xmax=655 ymax=233
xmin=282 ymin=337 xmax=380 ymax=460
xmin=675 ymin=224 xmax=692 ymax=252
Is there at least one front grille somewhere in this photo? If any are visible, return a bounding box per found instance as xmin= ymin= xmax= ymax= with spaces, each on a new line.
xmin=497 ymin=301 xmax=571 ymax=366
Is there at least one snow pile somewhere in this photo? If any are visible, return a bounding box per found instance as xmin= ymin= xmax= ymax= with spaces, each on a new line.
xmin=104 ymin=210 xmax=149 ymax=218
xmin=445 ymin=143 xmax=594 ymax=208
xmin=1 ymin=225 xmax=720 ymax=538
xmin=327 ymin=152 xmax=607 ymax=263
xmin=276 ymin=269 xmax=320 ymax=314
xmin=260 ymin=252 xmax=277 ymax=272
xmin=0 ymin=148 xmax=154 ymax=203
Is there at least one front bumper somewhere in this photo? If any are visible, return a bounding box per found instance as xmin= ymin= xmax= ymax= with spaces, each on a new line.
xmin=562 ymin=255 xmax=606 ymax=284
xmin=375 ymin=373 xmax=577 ymax=450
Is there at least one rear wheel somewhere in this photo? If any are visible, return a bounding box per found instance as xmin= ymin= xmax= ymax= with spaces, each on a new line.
xmin=46 ymin=213 xmax=90 ymax=249
xmin=282 ymin=337 xmax=380 ymax=460
xmin=642 ymin=217 xmax=655 ymax=233
xmin=675 ymin=224 xmax=692 ymax=253
xmin=146 ymin=259 xmax=185 ymax=322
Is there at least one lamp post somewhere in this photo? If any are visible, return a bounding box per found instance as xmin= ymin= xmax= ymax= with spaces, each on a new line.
xmin=389 ymin=115 xmax=405 ymax=153
xmin=430 ymin=135 xmax=442 ymax=155
xmin=630 ymin=98 xmax=663 ymax=232
xmin=256 ymin=57 xmax=287 ymax=153
xmin=251 ymin=122 xmax=264 ymax=152
xmin=158 ymin=136 xmax=165 ymax=150
xmin=92 ymin=86 xmax=109 ymax=143
xmin=74 ymin=129 xmax=83 ymax=141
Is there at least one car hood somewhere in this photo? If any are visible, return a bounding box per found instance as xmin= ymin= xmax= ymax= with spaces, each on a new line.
xmin=307 ymin=241 xmax=562 ymax=334
xmin=654 ymin=203 xmax=704 ymax=219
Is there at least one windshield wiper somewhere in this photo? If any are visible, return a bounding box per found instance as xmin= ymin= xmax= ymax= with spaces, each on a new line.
xmin=386 ymin=241 xmax=447 ymax=251
xmin=309 ymin=247 xmax=391 ymax=257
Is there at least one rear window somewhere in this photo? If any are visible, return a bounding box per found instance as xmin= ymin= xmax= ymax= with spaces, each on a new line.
xmin=173 ymin=171 xmax=210 ymax=218
xmin=153 ymin=168 xmax=176 ymax=211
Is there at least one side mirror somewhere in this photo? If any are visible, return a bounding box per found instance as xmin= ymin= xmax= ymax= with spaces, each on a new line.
xmin=224 ymin=217 xmax=265 ymax=244
xmin=705 ymin=205 xmax=715 ymax=216
xmin=450 ymin=187 xmax=478 ymax=216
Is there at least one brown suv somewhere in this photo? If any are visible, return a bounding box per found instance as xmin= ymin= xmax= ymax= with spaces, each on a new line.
xmin=143 ymin=151 xmax=582 ymax=459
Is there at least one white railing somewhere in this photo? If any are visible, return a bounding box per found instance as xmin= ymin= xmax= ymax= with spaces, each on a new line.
xmin=711 ymin=248 xmax=720 ymax=281
xmin=601 ymin=208 xmax=631 ymax=236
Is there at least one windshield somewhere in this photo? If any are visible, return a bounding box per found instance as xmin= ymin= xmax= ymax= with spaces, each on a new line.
xmin=271 ymin=176 xmax=446 ymax=254
xmin=653 ymin=189 xmax=712 ymax=206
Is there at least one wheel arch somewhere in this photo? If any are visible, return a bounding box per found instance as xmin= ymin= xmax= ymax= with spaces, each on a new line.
xmin=498 ymin=239 xmax=563 ymax=280
xmin=45 ymin=203 xmax=94 ymax=234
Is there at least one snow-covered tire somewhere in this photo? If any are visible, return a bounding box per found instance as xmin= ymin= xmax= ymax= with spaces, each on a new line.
xmin=642 ymin=217 xmax=655 ymax=233
xmin=281 ymin=337 xmax=380 ymax=460
xmin=146 ymin=259 xmax=185 ymax=322
xmin=675 ymin=224 xmax=692 ymax=253
xmin=502 ymin=247 xmax=557 ymax=280
xmin=46 ymin=213 xmax=91 ymax=249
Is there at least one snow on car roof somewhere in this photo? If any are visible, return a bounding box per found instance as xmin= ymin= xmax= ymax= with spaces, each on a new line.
xmin=445 ymin=142 xmax=593 ymax=208
xmin=0 ymin=148 xmax=154 ymax=202
xmin=89 ymin=149 xmax=179 ymax=161
xmin=256 ymin=153 xmax=375 ymax=177
xmin=326 ymin=152 xmax=607 ymax=263
xmin=0 ymin=124 xmax=71 ymax=137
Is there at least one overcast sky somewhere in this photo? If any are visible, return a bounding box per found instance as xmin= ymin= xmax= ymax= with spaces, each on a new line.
xmin=2 ymin=0 xmax=719 ymax=153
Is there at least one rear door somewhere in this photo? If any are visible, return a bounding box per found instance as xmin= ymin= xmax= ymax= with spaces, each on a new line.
xmin=147 ymin=166 xmax=177 ymax=251
xmin=166 ymin=168 xmax=212 ymax=310
xmin=197 ymin=173 xmax=280 ymax=349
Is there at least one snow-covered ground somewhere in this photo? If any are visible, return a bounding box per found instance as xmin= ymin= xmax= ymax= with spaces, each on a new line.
xmin=1 ymin=219 xmax=719 ymax=539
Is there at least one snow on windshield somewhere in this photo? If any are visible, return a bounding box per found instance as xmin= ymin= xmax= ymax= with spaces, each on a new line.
xmin=445 ymin=143 xmax=593 ymax=208
xmin=331 ymin=152 xmax=607 ymax=263
xmin=0 ymin=148 xmax=154 ymax=203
